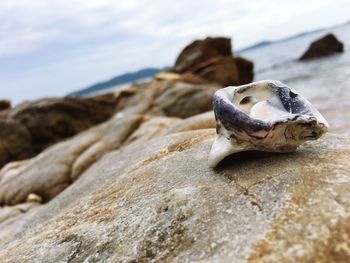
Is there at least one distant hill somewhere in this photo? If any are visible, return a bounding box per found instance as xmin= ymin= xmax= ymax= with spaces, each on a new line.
xmin=236 ymin=30 xmax=326 ymax=54
xmin=236 ymin=41 xmax=273 ymax=53
xmin=69 ymin=67 xmax=165 ymax=96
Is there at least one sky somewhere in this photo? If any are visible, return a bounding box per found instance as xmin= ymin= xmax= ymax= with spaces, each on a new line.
xmin=1 ymin=0 xmax=350 ymax=104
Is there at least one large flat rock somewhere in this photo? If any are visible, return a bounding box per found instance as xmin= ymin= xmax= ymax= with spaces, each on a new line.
xmin=0 ymin=129 xmax=349 ymax=262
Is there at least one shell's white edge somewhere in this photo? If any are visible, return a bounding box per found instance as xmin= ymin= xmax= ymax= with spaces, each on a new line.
xmin=208 ymin=135 xmax=246 ymax=168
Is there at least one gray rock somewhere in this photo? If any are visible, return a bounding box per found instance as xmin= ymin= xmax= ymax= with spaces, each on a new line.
xmin=299 ymin=33 xmax=344 ymax=60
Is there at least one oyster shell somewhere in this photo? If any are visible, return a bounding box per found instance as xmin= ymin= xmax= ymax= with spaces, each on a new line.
xmin=209 ymin=80 xmax=329 ymax=167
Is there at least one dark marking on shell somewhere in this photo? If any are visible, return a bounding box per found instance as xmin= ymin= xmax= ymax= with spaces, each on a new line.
xmin=274 ymin=86 xmax=309 ymax=114
xmin=213 ymin=94 xmax=271 ymax=134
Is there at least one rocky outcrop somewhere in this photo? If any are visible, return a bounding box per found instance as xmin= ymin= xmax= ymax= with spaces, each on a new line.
xmin=170 ymin=37 xmax=254 ymax=86
xmin=189 ymin=56 xmax=241 ymax=86
xmin=0 ymin=93 xmax=121 ymax=168
xmin=0 ymin=81 xmax=219 ymax=169
xmin=0 ymin=80 xmax=220 ymax=205
xmin=173 ymin=37 xmax=232 ymax=73
xmin=0 ymin=111 xmax=215 ymax=206
xmin=0 ymin=122 xmax=349 ymax=262
xmin=8 ymin=93 xmax=120 ymax=152
xmin=0 ymin=114 xmax=144 ymax=205
xmin=0 ymin=119 xmax=34 ymax=168
xmin=235 ymin=57 xmax=254 ymax=85
xmin=0 ymin=100 xmax=10 ymax=111
xmin=299 ymin=33 xmax=344 ymax=60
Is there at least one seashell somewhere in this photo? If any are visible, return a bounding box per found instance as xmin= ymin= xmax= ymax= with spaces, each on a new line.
xmin=208 ymin=80 xmax=329 ymax=167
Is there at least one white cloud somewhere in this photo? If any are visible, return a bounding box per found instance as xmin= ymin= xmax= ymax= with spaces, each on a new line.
xmin=0 ymin=0 xmax=349 ymax=103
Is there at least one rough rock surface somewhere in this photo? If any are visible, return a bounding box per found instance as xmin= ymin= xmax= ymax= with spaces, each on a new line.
xmin=0 ymin=198 xmax=41 ymax=246
xmin=299 ymin=33 xmax=344 ymax=60
xmin=0 ymin=121 xmax=349 ymax=262
xmin=171 ymin=37 xmax=254 ymax=86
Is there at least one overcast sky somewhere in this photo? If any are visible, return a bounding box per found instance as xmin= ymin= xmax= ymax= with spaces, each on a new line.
xmin=1 ymin=0 xmax=349 ymax=104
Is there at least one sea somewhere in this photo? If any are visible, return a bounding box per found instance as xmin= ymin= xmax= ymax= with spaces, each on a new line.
xmin=240 ymin=23 xmax=350 ymax=135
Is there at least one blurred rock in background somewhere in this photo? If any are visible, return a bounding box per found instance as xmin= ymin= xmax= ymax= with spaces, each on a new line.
xmin=299 ymin=33 xmax=344 ymax=60
xmin=170 ymin=37 xmax=254 ymax=86
xmin=0 ymin=94 xmax=120 ymax=169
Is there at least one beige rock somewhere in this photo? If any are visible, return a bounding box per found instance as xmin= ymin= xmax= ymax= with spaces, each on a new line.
xmin=119 ymin=80 xmax=219 ymax=119
xmin=0 ymin=109 xmax=214 ymax=207
xmin=26 ymin=193 xmax=43 ymax=204
xmin=0 ymin=130 xmax=348 ymax=262
xmin=0 ymin=114 xmax=143 ymax=205
xmin=165 ymin=111 xmax=216 ymax=134
xmin=125 ymin=116 xmax=181 ymax=145
xmin=0 ymin=159 xmax=30 ymax=183
xmin=150 ymin=81 xmax=218 ymax=118
xmin=155 ymin=72 xmax=209 ymax=85
xmin=154 ymin=72 xmax=181 ymax=81
xmin=70 ymin=114 xmax=143 ymax=180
